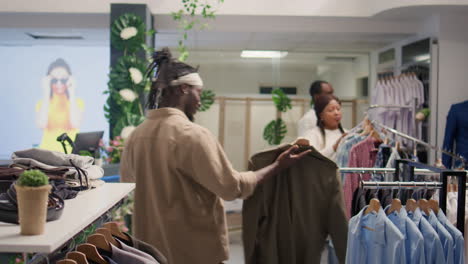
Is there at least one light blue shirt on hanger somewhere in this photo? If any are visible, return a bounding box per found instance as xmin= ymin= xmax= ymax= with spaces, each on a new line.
xmin=437 ymin=210 xmax=465 ymax=264
xmin=335 ymin=134 xmax=365 ymax=170
xmin=346 ymin=206 xmax=406 ymax=264
xmin=424 ymin=210 xmax=454 ymax=264
xmin=385 ymin=206 xmax=425 ymax=264
xmin=407 ymin=207 xmax=445 ymax=264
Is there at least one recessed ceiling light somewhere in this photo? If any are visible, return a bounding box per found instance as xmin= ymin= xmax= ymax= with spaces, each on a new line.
xmin=241 ymin=50 xmax=288 ymax=58
xmin=414 ymin=54 xmax=430 ymax=62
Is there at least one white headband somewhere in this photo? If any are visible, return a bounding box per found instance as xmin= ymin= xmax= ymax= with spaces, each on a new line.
xmin=170 ymin=72 xmax=203 ymax=87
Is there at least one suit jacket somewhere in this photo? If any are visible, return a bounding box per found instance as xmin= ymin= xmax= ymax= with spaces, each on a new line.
xmin=442 ymin=100 xmax=468 ymax=168
xmin=242 ymin=144 xmax=348 ymax=264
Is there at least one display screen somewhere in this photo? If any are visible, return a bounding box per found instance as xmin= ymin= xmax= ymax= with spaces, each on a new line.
xmin=0 ymin=45 xmax=109 ymax=159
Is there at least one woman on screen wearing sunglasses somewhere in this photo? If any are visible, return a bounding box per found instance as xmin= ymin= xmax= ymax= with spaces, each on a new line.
xmin=36 ymin=58 xmax=84 ymax=152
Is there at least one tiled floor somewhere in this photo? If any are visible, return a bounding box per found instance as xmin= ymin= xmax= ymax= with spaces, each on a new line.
xmin=226 ymin=231 xmax=244 ymax=263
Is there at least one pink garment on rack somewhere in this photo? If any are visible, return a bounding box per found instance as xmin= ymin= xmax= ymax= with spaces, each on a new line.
xmin=343 ymin=136 xmax=381 ymax=219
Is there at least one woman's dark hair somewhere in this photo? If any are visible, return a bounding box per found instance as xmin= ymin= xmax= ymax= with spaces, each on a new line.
xmin=47 ymin=58 xmax=72 ymax=75
xmin=146 ymin=48 xmax=198 ymax=109
xmin=309 ymin=80 xmax=328 ymax=97
xmin=314 ymin=94 xmax=345 ymax=146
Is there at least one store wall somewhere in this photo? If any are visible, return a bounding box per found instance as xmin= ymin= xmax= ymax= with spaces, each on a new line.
xmin=197 ymin=64 xmax=316 ymax=96
xmin=0 ymin=45 xmax=109 ymax=159
xmin=196 ymin=59 xmax=368 ymax=99
xmin=317 ymin=61 xmax=368 ymax=99
xmin=435 ymin=14 xmax=468 ymax=149
xmin=368 ymin=13 xmax=468 ymax=162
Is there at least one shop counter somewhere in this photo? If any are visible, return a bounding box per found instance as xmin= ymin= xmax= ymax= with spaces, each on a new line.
xmin=0 ymin=182 xmax=135 ymax=253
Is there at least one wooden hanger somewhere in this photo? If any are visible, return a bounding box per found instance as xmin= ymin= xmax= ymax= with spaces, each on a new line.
xmin=66 ymin=251 xmax=89 ymax=264
xmin=387 ymin=198 xmax=402 ymax=215
xmin=360 ymin=122 xmax=372 ymax=136
xmin=103 ymin=222 xmax=129 ymax=242
xmin=428 ymin=199 xmax=440 ymax=215
xmin=418 ymin=199 xmax=431 ymax=215
xmin=395 ymin=141 xmax=401 ymax=152
xmin=76 ymin=243 xmax=108 ymax=264
xmin=383 ymin=136 xmax=390 ymax=145
xmin=95 ymin=228 xmax=120 ymax=248
xmin=87 ymin=233 xmax=111 ymax=252
xmin=57 ymin=260 xmax=77 ymax=264
xmin=370 ymin=129 xmax=382 ymax=142
xmin=364 ymin=198 xmax=381 ymax=215
xmin=405 ymin=198 xmax=418 ymax=213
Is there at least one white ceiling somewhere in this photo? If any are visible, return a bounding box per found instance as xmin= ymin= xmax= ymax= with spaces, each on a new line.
xmin=0 ymin=6 xmax=467 ymax=55
xmin=181 ymin=50 xmax=370 ymax=74
xmin=0 ymin=13 xmax=416 ymax=52
xmin=154 ymin=31 xmax=412 ymax=53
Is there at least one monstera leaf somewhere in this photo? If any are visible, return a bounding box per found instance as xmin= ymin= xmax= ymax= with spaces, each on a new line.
xmin=263 ymin=118 xmax=287 ymax=145
xmin=199 ymin=90 xmax=215 ymax=112
xmin=272 ymin=88 xmax=292 ymax=112
xmin=111 ymin=13 xmax=146 ymax=53
xmin=105 ymin=55 xmax=147 ymax=137
xmin=108 ymin=55 xmax=147 ymax=94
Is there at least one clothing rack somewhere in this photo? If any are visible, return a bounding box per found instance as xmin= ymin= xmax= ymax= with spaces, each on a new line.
xmin=339 ymin=167 xmax=443 ymax=175
xmin=361 ymin=173 xmax=466 ymax=234
xmin=367 ymin=99 xmax=419 ymax=142
xmin=367 ymin=104 xmax=412 ymax=109
xmin=370 ymin=119 xmax=466 ymax=167
xmin=347 ymin=163 xmax=467 ymax=233
xmin=361 ymin=181 xmax=443 ymax=189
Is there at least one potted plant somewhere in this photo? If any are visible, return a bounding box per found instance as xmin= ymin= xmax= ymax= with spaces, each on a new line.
xmin=15 ymin=170 xmax=51 ymax=235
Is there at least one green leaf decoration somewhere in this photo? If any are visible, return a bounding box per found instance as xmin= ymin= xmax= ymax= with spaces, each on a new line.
xmin=199 ymin=90 xmax=215 ymax=112
xmin=173 ymin=0 xmax=224 ymax=61
xmin=263 ymin=118 xmax=287 ymax=145
xmin=78 ymin=150 xmax=93 ymax=157
xmin=105 ymin=55 xmax=147 ymax=137
xmin=108 ymin=55 xmax=148 ymax=94
xmin=113 ymin=118 xmax=128 ymax=139
xmin=141 ymin=43 xmax=155 ymax=57
xmin=272 ymin=88 xmax=292 ymax=112
xmin=111 ymin=13 xmax=146 ymax=53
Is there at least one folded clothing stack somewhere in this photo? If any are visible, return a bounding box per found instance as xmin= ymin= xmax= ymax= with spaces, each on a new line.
xmin=12 ymin=148 xmax=104 ymax=181
xmin=0 ymin=183 xmax=65 ymax=224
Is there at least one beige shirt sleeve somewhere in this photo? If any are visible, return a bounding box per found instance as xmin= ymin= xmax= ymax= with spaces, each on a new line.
xmin=120 ymin=135 xmax=135 ymax=183
xmin=180 ymin=126 xmax=257 ymax=201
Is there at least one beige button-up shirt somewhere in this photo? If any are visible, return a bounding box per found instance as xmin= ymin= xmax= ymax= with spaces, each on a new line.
xmin=120 ymin=108 xmax=257 ymax=264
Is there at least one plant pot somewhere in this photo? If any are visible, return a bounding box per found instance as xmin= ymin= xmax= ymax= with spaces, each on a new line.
xmin=15 ymin=184 xmax=52 ymax=235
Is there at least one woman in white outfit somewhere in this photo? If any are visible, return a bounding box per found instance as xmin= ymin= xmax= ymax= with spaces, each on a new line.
xmin=304 ymin=94 xmax=347 ymax=162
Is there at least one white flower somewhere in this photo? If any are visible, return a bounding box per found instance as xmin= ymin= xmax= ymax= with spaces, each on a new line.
xmin=415 ymin=112 xmax=425 ymax=121
xmin=119 ymin=89 xmax=138 ymax=102
xmin=120 ymin=27 xmax=138 ymax=40
xmin=129 ymin=67 xmax=143 ymax=84
xmin=121 ymin=126 xmax=136 ymax=139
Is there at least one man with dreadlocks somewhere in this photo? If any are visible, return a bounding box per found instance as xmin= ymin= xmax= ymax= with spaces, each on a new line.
xmin=120 ymin=48 xmax=310 ymax=264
